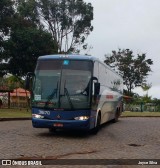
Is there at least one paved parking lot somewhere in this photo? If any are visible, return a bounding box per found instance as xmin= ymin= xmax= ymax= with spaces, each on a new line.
xmin=0 ymin=117 xmax=160 ymax=167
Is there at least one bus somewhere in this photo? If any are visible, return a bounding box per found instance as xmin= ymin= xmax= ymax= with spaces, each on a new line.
xmin=25 ymin=54 xmax=123 ymax=134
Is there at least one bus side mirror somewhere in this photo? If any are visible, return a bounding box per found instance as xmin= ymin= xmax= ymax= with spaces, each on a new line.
xmin=92 ymin=76 xmax=98 ymax=81
xmin=94 ymin=82 xmax=100 ymax=96
xmin=92 ymin=76 xmax=100 ymax=96
xmin=25 ymin=72 xmax=34 ymax=90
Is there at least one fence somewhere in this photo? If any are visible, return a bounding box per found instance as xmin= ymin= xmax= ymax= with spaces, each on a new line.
xmin=125 ymin=103 xmax=160 ymax=112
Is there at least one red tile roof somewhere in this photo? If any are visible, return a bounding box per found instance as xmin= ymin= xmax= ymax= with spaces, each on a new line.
xmin=10 ymin=88 xmax=30 ymax=97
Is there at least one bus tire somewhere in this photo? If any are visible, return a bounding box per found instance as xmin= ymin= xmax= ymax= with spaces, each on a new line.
xmin=91 ymin=114 xmax=101 ymax=134
xmin=113 ymin=108 xmax=120 ymax=123
xmin=49 ymin=128 xmax=56 ymax=133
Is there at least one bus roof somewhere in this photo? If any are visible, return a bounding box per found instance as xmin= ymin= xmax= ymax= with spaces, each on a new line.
xmin=38 ymin=54 xmax=99 ymax=61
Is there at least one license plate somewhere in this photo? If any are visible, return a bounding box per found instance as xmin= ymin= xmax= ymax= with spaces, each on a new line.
xmin=53 ymin=123 xmax=63 ymax=127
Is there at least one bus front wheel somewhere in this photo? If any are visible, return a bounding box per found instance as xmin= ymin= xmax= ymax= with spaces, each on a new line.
xmin=49 ymin=128 xmax=56 ymax=133
xmin=91 ymin=114 xmax=101 ymax=134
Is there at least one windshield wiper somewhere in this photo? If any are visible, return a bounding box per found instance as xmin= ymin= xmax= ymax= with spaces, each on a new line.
xmin=64 ymin=88 xmax=74 ymax=110
xmin=44 ymin=89 xmax=57 ymax=107
xmin=48 ymin=89 xmax=57 ymax=100
xmin=63 ymin=80 xmax=74 ymax=110
xmin=45 ymin=82 xmax=58 ymax=107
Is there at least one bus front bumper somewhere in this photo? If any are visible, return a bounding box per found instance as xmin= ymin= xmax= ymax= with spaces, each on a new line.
xmin=32 ymin=118 xmax=91 ymax=130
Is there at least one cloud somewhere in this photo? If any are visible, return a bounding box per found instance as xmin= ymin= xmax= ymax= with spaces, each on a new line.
xmin=134 ymin=86 xmax=160 ymax=99
xmin=84 ymin=0 xmax=160 ymax=98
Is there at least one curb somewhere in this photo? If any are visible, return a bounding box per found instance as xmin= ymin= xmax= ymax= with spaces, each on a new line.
xmin=121 ymin=116 xmax=160 ymax=118
xmin=0 ymin=118 xmax=31 ymax=121
xmin=1 ymin=116 xmax=160 ymax=122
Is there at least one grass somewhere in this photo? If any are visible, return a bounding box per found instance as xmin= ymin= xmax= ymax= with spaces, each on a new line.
xmin=122 ymin=111 xmax=160 ymax=117
xmin=0 ymin=108 xmax=31 ymax=118
xmin=0 ymin=109 xmax=160 ymax=118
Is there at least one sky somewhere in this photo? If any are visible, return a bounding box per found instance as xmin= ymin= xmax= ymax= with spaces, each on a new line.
xmin=83 ymin=0 xmax=160 ymax=99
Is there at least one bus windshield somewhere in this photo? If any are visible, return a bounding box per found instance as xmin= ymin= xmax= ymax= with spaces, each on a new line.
xmin=32 ymin=59 xmax=92 ymax=110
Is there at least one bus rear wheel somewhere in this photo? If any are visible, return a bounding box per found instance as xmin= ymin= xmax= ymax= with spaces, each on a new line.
xmin=113 ymin=109 xmax=120 ymax=123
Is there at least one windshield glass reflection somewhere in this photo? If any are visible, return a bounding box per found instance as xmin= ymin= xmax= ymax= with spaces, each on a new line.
xmin=32 ymin=60 xmax=92 ymax=110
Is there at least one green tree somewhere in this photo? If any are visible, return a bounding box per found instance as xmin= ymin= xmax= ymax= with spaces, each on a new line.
xmin=104 ymin=49 xmax=153 ymax=96
xmin=0 ymin=0 xmax=14 ymax=37
xmin=0 ymin=0 xmax=14 ymax=76
xmin=18 ymin=0 xmax=94 ymax=53
xmin=141 ymin=83 xmax=152 ymax=97
xmin=2 ymin=16 xmax=56 ymax=77
xmin=1 ymin=75 xmax=24 ymax=90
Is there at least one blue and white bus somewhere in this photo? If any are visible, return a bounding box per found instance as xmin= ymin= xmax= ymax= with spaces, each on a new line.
xmin=26 ymin=54 xmax=123 ymax=133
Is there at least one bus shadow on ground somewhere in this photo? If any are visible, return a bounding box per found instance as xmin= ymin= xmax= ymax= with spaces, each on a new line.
xmin=36 ymin=119 xmax=116 ymax=138
xmin=37 ymin=129 xmax=90 ymax=138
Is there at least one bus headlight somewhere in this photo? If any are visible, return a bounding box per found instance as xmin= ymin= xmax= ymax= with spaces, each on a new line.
xmin=74 ymin=116 xmax=89 ymax=121
xmin=32 ymin=114 xmax=44 ymax=119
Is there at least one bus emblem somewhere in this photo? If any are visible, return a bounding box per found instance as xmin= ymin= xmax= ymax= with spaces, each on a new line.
xmin=57 ymin=115 xmax=61 ymax=119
